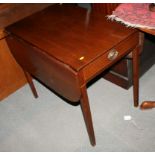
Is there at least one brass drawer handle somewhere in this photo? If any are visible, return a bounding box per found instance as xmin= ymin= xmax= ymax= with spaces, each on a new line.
xmin=107 ymin=49 xmax=119 ymax=61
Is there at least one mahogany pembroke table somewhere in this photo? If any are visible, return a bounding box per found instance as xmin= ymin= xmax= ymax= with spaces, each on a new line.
xmin=5 ymin=4 xmax=140 ymax=146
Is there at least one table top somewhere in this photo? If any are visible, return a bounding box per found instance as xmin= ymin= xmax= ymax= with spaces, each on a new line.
xmin=139 ymin=28 xmax=155 ymax=36
xmin=6 ymin=4 xmax=137 ymax=71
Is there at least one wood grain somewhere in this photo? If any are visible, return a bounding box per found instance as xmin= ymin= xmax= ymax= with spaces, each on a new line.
xmin=6 ymin=4 xmax=140 ymax=146
xmin=0 ymin=29 xmax=26 ymax=101
xmin=0 ymin=4 xmax=52 ymax=28
xmin=0 ymin=4 xmax=53 ymax=100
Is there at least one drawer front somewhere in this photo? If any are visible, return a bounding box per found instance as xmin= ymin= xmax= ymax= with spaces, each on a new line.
xmin=83 ymin=32 xmax=139 ymax=82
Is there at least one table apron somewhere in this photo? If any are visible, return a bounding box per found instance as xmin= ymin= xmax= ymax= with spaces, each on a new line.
xmin=82 ymin=32 xmax=139 ymax=83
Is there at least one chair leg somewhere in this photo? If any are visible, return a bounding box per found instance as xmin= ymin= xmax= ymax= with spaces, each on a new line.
xmin=132 ymin=47 xmax=139 ymax=107
xmin=24 ymin=71 xmax=38 ymax=98
xmin=80 ymin=84 xmax=96 ymax=146
xmin=140 ymin=101 xmax=155 ymax=110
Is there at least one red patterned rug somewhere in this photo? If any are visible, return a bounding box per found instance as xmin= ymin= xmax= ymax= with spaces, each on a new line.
xmin=108 ymin=3 xmax=155 ymax=29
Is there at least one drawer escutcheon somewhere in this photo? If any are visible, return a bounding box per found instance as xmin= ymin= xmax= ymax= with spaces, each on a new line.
xmin=107 ymin=49 xmax=119 ymax=61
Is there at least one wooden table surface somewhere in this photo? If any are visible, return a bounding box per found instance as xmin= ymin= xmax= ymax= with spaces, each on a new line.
xmin=6 ymin=4 xmax=138 ymax=72
xmin=139 ymin=28 xmax=155 ymax=36
xmin=5 ymin=4 xmax=140 ymax=146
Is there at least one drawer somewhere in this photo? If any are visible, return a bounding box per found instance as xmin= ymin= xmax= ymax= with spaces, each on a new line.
xmin=83 ymin=32 xmax=139 ymax=82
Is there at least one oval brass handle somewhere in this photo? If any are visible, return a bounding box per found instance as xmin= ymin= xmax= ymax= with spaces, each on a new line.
xmin=107 ymin=49 xmax=119 ymax=61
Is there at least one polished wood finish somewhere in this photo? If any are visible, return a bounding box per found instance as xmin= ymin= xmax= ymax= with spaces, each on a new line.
xmin=0 ymin=28 xmax=7 ymax=39
xmin=92 ymin=3 xmax=144 ymax=89
xmin=140 ymin=101 xmax=155 ymax=110
xmin=139 ymin=28 xmax=155 ymax=36
xmin=6 ymin=4 xmax=140 ymax=146
xmin=79 ymin=71 xmax=96 ymax=146
xmin=139 ymin=28 xmax=155 ymax=110
xmin=24 ymin=71 xmax=38 ymax=98
xmin=0 ymin=4 xmax=53 ymax=100
xmin=132 ymin=47 xmax=139 ymax=107
xmin=0 ymin=4 xmax=52 ymax=28
xmin=0 ymin=29 xmax=27 ymax=101
xmin=6 ymin=35 xmax=81 ymax=102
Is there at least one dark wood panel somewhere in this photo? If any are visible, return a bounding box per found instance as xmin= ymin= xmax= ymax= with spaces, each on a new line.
xmin=0 ymin=4 xmax=54 ymax=100
xmin=6 ymin=35 xmax=81 ymax=102
xmin=0 ymin=29 xmax=27 ymax=101
xmin=6 ymin=4 xmax=137 ymax=71
xmin=83 ymin=32 xmax=138 ymax=82
xmin=6 ymin=4 xmax=140 ymax=145
xmin=0 ymin=4 xmax=52 ymax=28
